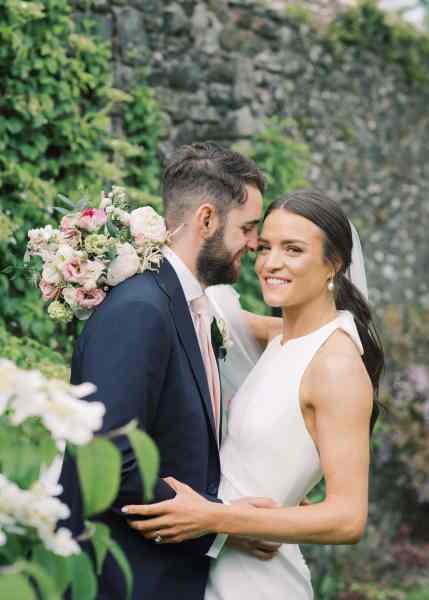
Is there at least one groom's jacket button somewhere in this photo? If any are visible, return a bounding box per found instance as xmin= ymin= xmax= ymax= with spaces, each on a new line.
xmin=207 ymin=482 xmax=218 ymax=495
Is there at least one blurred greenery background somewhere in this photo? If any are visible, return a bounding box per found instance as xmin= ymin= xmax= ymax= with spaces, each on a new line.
xmin=0 ymin=0 xmax=428 ymax=598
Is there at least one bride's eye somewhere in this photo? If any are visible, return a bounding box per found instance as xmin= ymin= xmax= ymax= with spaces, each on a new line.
xmin=286 ymin=246 xmax=302 ymax=255
xmin=256 ymin=244 xmax=270 ymax=253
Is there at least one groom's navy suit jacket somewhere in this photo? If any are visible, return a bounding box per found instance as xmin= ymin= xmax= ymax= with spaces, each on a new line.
xmin=60 ymin=259 xmax=221 ymax=600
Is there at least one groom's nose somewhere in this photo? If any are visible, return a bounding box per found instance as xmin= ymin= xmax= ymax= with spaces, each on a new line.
xmin=245 ymin=230 xmax=259 ymax=252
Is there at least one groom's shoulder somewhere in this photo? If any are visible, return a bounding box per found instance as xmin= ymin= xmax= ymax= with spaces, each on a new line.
xmin=104 ymin=272 xmax=167 ymax=311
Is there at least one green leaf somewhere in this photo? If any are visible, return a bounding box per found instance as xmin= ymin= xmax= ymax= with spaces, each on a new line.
xmin=108 ymin=539 xmax=133 ymax=600
xmin=70 ymin=552 xmax=97 ymax=600
xmin=0 ymin=574 xmax=37 ymax=600
xmin=32 ymin=545 xmax=72 ymax=596
xmin=127 ymin=428 xmax=159 ymax=501
xmin=21 ymin=560 xmax=60 ymax=600
xmin=76 ymin=437 xmax=121 ymax=517
xmin=6 ymin=118 xmax=23 ymax=134
xmin=106 ymin=218 xmax=120 ymax=237
xmin=90 ymin=522 xmax=111 ymax=576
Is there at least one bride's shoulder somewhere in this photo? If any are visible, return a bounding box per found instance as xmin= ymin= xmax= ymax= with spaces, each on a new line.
xmin=302 ymin=331 xmax=372 ymax=408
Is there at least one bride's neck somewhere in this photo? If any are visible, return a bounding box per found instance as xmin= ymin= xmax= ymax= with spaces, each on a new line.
xmin=281 ymin=296 xmax=337 ymax=342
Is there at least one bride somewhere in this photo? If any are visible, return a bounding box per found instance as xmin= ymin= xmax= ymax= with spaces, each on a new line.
xmin=124 ymin=189 xmax=384 ymax=599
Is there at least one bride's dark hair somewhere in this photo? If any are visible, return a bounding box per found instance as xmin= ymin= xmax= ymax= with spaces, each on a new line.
xmin=265 ymin=189 xmax=384 ymax=432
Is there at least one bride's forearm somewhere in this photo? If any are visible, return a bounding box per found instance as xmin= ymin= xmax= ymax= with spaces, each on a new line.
xmin=212 ymin=499 xmax=367 ymax=545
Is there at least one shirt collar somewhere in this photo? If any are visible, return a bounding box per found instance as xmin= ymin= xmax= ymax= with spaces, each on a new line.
xmin=162 ymin=246 xmax=203 ymax=304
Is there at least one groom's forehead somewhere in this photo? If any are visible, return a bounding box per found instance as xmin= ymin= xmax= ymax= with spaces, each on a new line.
xmin=236 ymin=185 xmax=263 ymax=221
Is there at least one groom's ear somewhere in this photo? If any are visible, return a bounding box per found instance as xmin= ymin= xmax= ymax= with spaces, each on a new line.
xmin=195 ymin=202 xmax=220 ymax=239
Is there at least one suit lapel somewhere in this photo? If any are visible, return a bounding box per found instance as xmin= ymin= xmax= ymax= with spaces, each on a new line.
xmin=154 ymin=260 xmax=218 ymax=444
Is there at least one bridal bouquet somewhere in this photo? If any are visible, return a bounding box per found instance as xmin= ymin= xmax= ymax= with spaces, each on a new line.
xmin=26 ymin=187 xmax=168 ymax=322
xmin=0 ymin=359 xmax=158 ymax=598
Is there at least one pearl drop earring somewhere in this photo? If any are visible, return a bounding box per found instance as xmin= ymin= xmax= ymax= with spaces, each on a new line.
xmin=328 ymin=279 xmax=335 ymax=292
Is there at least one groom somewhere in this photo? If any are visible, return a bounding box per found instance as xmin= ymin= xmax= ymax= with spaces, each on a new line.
xmin=60 ymin=142 xmax=275 ymax=600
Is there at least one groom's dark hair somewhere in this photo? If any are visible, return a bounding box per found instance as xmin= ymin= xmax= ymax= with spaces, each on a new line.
xmin=161 ymin=142 xmax=266 ymax=229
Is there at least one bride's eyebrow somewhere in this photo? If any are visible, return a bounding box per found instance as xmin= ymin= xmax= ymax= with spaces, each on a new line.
xmin=258 ymin=237 xmax=308 ymax=245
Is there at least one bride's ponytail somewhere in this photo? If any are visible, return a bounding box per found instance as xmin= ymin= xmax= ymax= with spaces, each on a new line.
xmin=265 ymin=190 xmax=384 ymax=432
xmin=334 ymin=273 xmax=384 ymax=432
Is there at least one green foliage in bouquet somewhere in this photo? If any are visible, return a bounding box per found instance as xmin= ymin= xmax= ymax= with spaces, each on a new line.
xmin=233 ymin=118 xmax=310 ymax=315
xmin=0 ymin=0 xmax=162 ymax=369
xmin=0 ymin=359 xmax=159 ymax=599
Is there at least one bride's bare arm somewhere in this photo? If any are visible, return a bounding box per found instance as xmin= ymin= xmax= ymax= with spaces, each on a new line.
xmin=242 ymin=311 xmax=282 ymax=347
xmin=123 ymin=341 xmax=372 ymax=545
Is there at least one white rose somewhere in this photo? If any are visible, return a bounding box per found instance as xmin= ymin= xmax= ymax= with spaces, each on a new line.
xmin=106 ymin=242 xmax=140 ymax=286
xmin=80 ymin=259 xmax=105 ymax=291
xmin=62 ymin=287 xmax=79 ymax=309
xmin=54 ymin=244 xmax=78 ymax=269
xmin=129 ymin=206 xmax=166 ymax=246
xmin=42 ymin=261 xmax=62 ymax=285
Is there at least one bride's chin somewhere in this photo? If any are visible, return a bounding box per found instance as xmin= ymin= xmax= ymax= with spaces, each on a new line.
xmin=261 ymin=292 xmax=286 ymax=308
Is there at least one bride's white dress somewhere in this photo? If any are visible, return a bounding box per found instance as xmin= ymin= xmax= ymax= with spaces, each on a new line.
xmin=206 ymin=286 xmax=364 ymax=600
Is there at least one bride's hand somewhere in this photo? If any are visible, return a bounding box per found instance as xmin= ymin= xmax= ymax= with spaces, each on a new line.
xmin=123 ymin=477 xmax=220 ymax=543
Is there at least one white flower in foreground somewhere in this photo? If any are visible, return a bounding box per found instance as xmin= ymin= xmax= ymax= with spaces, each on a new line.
xmin=8 ymin=368 xmax=48 ymax=425
xmin=3 ymin=362 xmax=104 ymax=446
xmin=0 ymin=474 xmax=79 ymax=556
xmin=43 ymin=380 xmax=104 ymax=445
xmin=44 ymin=527 xmax=80 ymax=556
xmin=130 ymin=206 xmax=167 ymax=246
xmin=106 ymin=242 xmax=140 ymax=286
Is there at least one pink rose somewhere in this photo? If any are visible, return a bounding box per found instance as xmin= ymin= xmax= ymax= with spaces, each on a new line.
xmin=63 ymin=257 xmax=83 ymax=283
xmin=60 ymin=216 xmax=81 ymax=248
xmin=76 ymin=208 xmax=107 ymax=232
xmin=39 ymin=279 xmax=60 ymax=302
xmin=63 ymin=258 xmax=104 ymax=290
xmin=75 ymin=287 xmax=106 ymax=309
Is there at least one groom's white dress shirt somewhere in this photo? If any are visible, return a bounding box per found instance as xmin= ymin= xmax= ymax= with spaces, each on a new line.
xmin=162 ymin=246 xmax=227 ymax=559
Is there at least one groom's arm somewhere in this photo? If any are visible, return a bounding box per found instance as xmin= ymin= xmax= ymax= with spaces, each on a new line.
xmin=62 ymin=300 xmax=175 ymax=528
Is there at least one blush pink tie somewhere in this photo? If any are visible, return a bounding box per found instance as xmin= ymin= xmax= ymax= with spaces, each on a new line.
xmin=191 ymin=294 xmax=221 ymax=442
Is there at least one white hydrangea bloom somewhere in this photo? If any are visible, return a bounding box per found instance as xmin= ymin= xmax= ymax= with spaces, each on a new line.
xmin=3 ymin=361 xmax=104 ymax=446
xmin=9 ymin=369 xmax=49 ymax=425
xmin=43 ymin=379 xmax=104 ymax=445
xmin=0 ymin=474 xmax=79 ymax=557
xmin=44 ymin=527 xmax=80 ymax=556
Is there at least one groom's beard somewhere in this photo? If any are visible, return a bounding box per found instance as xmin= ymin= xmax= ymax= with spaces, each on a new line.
xmin=197 ymin=226 xmax=241 ymax=287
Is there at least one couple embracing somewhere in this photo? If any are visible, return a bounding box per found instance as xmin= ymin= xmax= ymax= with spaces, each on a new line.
xmin=60 ymin=143 xmax=384 ymax=599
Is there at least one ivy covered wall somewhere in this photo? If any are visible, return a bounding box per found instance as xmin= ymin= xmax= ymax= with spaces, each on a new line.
xmin=73 ymin=0 xmax=429 ymax=315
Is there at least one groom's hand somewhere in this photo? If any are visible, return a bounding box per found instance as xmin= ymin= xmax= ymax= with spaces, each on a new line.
xmin=226 ymin=536 xmax=281 ymax=561
xmin=228 ymin=496 xmax=282 ymax=561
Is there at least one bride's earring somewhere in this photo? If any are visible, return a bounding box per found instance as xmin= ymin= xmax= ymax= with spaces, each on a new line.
xmin=327 ymin=278 xmax=335 ymax=292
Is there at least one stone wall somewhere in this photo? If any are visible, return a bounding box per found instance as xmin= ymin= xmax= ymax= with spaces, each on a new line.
xmin=74 ymin=0 xmax=429 ymax=314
